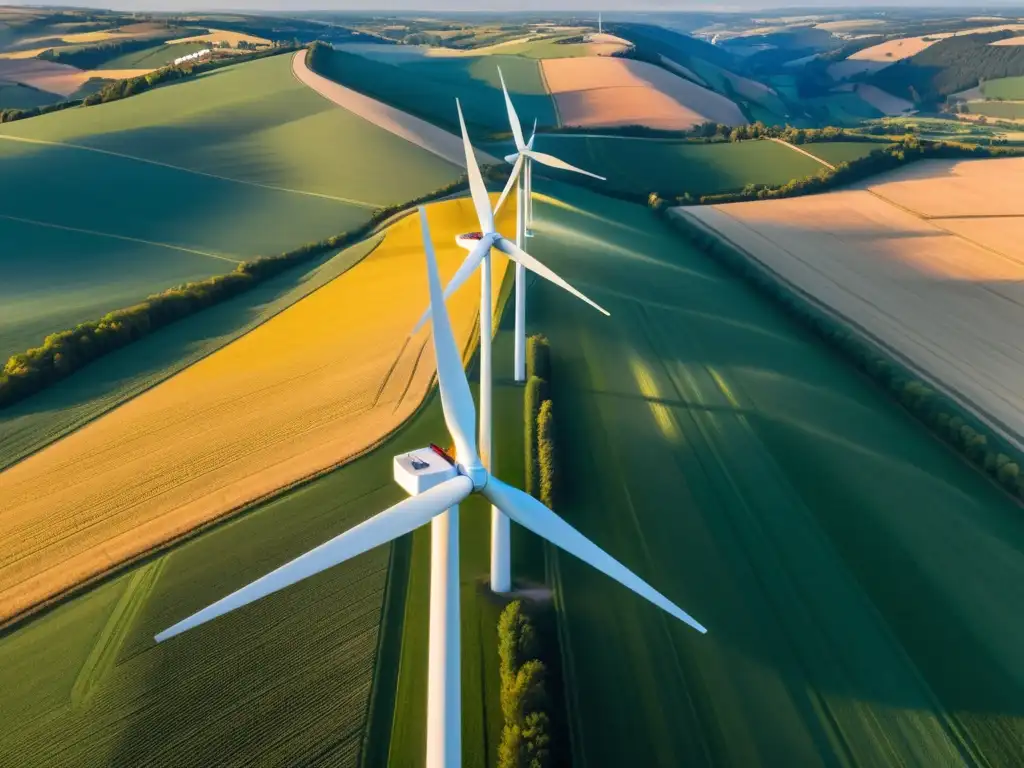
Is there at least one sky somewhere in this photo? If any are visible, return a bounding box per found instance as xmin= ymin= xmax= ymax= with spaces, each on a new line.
xmin=5 ymin=0 xmax=1024 ymax=10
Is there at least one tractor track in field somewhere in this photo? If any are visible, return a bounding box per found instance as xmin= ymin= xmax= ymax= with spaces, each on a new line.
xmin=0 ymin=133 xmax=384 ymax=209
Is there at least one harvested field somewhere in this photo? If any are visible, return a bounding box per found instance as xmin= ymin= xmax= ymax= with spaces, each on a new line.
xmin=675 ymin=156 xmax=1024 ymax=447
xmin=855 ymin=83 xmax=914 ymax=115
xmin=848 ymin=36 xmax=937 ymax=63
xmin=0 ymin=194 xmax=511 ymax=624
xmin=0 ymin=58 xmax=147 ymax=96
xmin=165 ymin=28 xmax=270 ymax=46
xmin=540 ymin=57 xmax=744 ymax=130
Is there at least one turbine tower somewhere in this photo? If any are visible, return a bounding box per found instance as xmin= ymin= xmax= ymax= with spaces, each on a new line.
xmin=154 ymin=207 xmax=707 ymax=768
xmin=412 ymin=98 xmax=609 ymax=594
xmin=491 ymin=67 xmax=605 ymax=382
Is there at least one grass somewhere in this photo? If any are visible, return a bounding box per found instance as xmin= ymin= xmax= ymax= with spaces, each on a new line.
xmin=800 ymin=140 xmax=892 ymax=165
xmin=0 ymin=52 xmax=461 ymax=359
xmin=522 ymin=180 xmax=1024 ymax=766
xmin=98 ymin=41 xmax=208 ymax=69
xmin=982 ymin=75 xmax=1024 ymax=99
xmin=968 ymin=100 xmax=1024 ymax=119
xmin=315 ymin=46 xmax=556 ymax=134
xmin=530 ymin=135 xmax=825 ymax=197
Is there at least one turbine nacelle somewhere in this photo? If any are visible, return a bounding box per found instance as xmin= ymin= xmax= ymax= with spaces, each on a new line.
xmin=394 ymin=447 xmax=487 ymax=494
xmin=455 ymin=231 xmax=488 ymax=251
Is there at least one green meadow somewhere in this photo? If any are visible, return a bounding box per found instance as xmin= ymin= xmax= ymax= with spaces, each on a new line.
xmin=982 ymin=76 xmax=1024 ymax=100
xmin=98 ymin=41 xmax=208 ymax=69
xmin=317 ymin=46 xmax=557 ymax=134
xmin=801 ymin=139 xmax=891 ymax=165
xmin=0 ymin=52 xmax=461 ymax=360
xmin=969 ymin=100 xmax=1024 ymax=120
xmin=531 ymin=135 xmax=825 ymax=197
xmin=521 ymin=181 xmax=1024 ymax=766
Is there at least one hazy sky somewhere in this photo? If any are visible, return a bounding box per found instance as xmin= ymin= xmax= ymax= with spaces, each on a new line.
xmin=5 ymin=0 xmax=1022 ymax=10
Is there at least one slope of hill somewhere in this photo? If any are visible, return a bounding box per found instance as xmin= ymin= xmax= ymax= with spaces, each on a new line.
xmin=0 ymin=52 xmax=461 ymax=361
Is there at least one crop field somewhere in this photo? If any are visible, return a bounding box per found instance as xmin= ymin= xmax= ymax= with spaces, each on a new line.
xmin=531 ymin=135 xmax=824 ymax=196
xmin=0 ymin=52 xmax=463 ymax=358
xmin=681 ymin=155 xmax=1024 ymax=454
xmin=541 ymin=57 xmax=746 ymax=130
xmin=0 ymin=81 xmax=54 ymax=108
xmin=0 ymin=58 xmax=147 ymax=96
xmin=98 ymin=41 xmax=207 ymax=69
xmin=317 ymin=46 xmax=557 ymax=133
xmin=983 ymin=75 xmax=1024 ymax=99
xmin=165 ymin=28 xmax=271 ymax=47
xmin=0 ymin=54 xmax=461 ymax=200
xmin=968 ymin=100 xmax=1024 ymax=119
xmin=0 ymin=194 xmax=509 ymax=626
xmin=0 ymin=380 xmax=446 ymax=768
xmin=522 ymin=180 xmax=1024 ymax=766
xmin=799 ymin=140 xmax=890 ymax=165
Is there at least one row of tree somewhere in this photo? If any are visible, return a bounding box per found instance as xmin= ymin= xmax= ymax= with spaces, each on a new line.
xmin=524 ymin=334 xmax=553 ymax=503
xmin=498 ymin=601 xmax=552 ymax=768
xmin=39 ymin=37 xmax=165 ymax=69
xmin=0 ymin=167 xmax=499 ymax=410
xmin=648 ymin=136 xmax=1019 ymax=208
xmin=664 ymin=214 xmax=1024 ymax=502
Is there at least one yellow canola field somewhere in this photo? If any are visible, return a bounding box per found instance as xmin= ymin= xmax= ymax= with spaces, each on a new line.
xmin=0 ymin=195 xmax=510 ymax=624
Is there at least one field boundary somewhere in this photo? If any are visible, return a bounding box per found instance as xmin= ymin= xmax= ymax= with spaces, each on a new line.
xmin=667 ymin=206 xmax=1024 ymax=458
xmin=0 ymin=212 xmax=243 ymax=263
xmin=0 ymin=134 xmax=385 ymax=208
xmin=770 ymin=137 xmax=836 ymax=170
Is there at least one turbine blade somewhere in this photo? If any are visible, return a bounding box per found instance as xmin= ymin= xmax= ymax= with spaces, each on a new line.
xmin=410 ymin=236 xmax=494 ymax=335
xmin=493 ymin=154 xmax=524 ymax=216
xmin=420 ymin=208 xmax=481 ymax=466
xmin=495 ymin=237 xmax=609 ymax=317
xmin=483 ymin=476 xmax=706 ymax=634
xmin=455 ymin=98 xmax=495 ymax=234
xmin=156 ymin=475 xmax=473 ymax=642
xmin=528 ymin=117 xmax=538 ymax=149
xmin=524 ymin=149 xmax=605 ymax=181
xmin=498 ymin=66 xmax=526 ymax=151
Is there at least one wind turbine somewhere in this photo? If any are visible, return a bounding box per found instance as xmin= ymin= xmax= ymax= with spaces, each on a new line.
xmin=491 ymin=67 xmax=606 ymax=382
xmin=154 ymin=207 xmax=707 ymax=768
xmin=412 ymin=97 xmax=609 ymax=594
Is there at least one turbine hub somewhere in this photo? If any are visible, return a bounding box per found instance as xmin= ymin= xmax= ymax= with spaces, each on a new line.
xmin=455 ymin=231 xmax=486 ymax=250
xmin=461 ymin=462 xmax=489 ymax=491
xmin=504 ymin=153 xmax=519 ymax=165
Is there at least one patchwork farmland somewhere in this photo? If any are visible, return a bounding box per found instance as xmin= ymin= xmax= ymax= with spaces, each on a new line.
xmin=0 ymin=52 xmax=461 ymax=359
xmin=0 ymin=195 xmax=509 ymax=625
xmin=522 ymin=180 xmax=1024 ymax=766
xmin=678 ymin=157 xmax=1024 ymax=444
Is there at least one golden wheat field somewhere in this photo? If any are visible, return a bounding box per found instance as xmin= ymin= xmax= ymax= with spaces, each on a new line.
xmin=674 ymin=157 xmax=1024 ymax=445
xmin=165 ymin=28 xmax=271 ymax=46
xmin=0 ymin=195 xmax=510 ymax=624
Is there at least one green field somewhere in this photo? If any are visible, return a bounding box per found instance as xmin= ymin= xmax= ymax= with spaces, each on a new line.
xmin=968 ymin=100 xmax=1024 ymax=120
xmin=801 ymin=140 xmax=891 ymax=165
xmin=530 ymin=136 xmax=825 ymax=196
xmin=318 ymin=46 xmax=557 ymax=134
xmin=981 ymin=76 xmax=1024 ymax=100
xmin=0 ymin=82 xmax=57 ymax=109
xmin=99 ymin=41 xmax=208 ymax=69
xmin=0 ymin=52 xmax=461 ymax=359
xmin=522 ymin=181 xmax=1024 ymax=766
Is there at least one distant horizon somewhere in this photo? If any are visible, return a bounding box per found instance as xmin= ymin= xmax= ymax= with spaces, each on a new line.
xmin=5 ymin=0 xmax=1024 ymax=13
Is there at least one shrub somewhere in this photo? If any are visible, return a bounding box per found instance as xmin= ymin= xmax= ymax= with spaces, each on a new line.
xmin=526 ymin=334 xmax=551 ymax=382
xmin=523 ymin=376 xmax=548 ymax=497
xmin=496 ymin=601 xmax=553 ymax=768
xmin=537 ymin=400 xmax=555 ymax=510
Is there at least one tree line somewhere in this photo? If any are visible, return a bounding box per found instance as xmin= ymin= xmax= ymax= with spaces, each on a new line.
xmin=664 ymin=213 xmax=1024 ymax=503
xmin=0 ymin=166 xmax=503 ymax=410
xmin=0 ymin=44 xmax=298 ymax=124
xmin=646 ymin=136 xmax=1020 ymax=208
xmin=39 ymin=37 xmax=168 ymax=70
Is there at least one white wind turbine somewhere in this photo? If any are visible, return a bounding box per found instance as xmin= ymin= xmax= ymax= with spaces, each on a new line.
xmin=155 ymin=207 xmax=706 ymax=768
xmin=411 ymin=97 xmax=609 ymax=594
xmin=491 ymin=67 xmax=606 ymax=382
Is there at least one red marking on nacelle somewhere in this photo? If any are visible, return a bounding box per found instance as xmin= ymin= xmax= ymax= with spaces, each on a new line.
xmin=430 ymin=443 xmax=456 ymax=465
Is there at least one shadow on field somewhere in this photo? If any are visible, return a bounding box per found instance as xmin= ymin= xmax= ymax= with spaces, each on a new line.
xmin=522 ymin=179 xmax=1024 ymax=765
